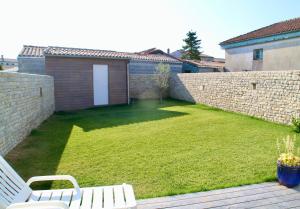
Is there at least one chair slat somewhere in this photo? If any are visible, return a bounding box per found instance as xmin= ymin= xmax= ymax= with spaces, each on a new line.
xmin=61 ymin=189 xmax=73 ymax=206
xmin=123 ymin=184 xmax=136 ymax=207
xmin=39 ymin=190 xmax=52 ymax=201
xmin=50 ymin=190 xmax=63 ymax=201
xmin=0 ymin=157 xmax=31 ymax=206
xmin=81 ymin=188 xmax=93 ymax=209
xmin=92 ymin=187 xmax=103 ymax=209
xmin=0 ymin=171 xmax=20 ymax=195
xmin=0 ymin=191 xmax=11 ymax=205
xmin=28 ymin=191 xmax=42 ymax=202
xmin=114 ymin=185 xmax=126 ymax=208
xmin=0 ymin=158 xmax=27 ymax=190
xmin=0 ymin=182 xmax=14 ymax=202
xmin=103 ymin=187 xmax=114 ymax=209
xmin=69 ymin=189 xmax=82 ymax=209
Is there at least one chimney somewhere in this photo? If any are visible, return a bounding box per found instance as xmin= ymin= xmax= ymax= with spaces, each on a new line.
xmin=1 ymin=55 xmax=3 ymax=62
xmin=167 ymin=48 xmax=170 ymax=54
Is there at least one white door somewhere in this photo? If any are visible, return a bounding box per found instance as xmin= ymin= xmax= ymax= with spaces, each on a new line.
xmin=93 ymin=65 xmax=108 ymax=105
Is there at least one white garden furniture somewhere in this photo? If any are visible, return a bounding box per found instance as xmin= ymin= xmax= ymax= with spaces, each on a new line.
xmin=0 ymin=156 xmax=136 ymax=209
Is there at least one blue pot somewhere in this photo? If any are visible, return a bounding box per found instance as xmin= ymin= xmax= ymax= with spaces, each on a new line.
xmin=277 ymin=161 xmax=300 ymax=188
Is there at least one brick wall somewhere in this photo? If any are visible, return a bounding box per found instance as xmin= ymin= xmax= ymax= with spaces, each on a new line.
xmin=170 ymin=71 xmax=300 ymax=124
xmin=0 ymin=72 xmax=54 ymax=155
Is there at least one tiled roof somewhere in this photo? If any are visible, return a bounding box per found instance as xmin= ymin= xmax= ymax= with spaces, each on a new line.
xmin=128 ymin=53 xmax=181 ymax=63
xmin=220 ymin=17 xmax=300 ymax=45
xmin=18 ymin=45 xmax=47 ymax=57
xmin=185 ymin=59 xmax=225 ymax=69
xmin=44 ymin=46 xmax=130 ymax=59
xmin=19 ymin=45 xmax=181 ymax=63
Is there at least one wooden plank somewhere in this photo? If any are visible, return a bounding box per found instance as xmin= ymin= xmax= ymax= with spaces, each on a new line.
xmin=229 ymin=192 xmax=300 ymax=209
xmin=103 ymin=187 xmax=114 ymax=208
xmin=39 ymin=190 xmax=52 ymax=201
xmin=137 ymin=186 xmax=297 ymax=209
xmin=138 ymin=182 xmax=277 ymax=206
xmin=69 ymin=189 xmax=82 ymax=209
xmin=114 ymin=185 xmax=126 ymax=208
xmin=81 ymin=188 xmax=93 ymax=209
xmin=123 ymin=184 xmax=136 ymax=207
xmin=92 ymin=187 xmax=103 ymax=209
xmin=138 ymin=184 xmax=285 ymax=208
xmin=50 ymin=190 xmax=63 ymax=201
xmin=61 ymin=189 xmax=73 ymax=206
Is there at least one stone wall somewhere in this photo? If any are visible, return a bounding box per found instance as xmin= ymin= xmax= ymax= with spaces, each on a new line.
xmin=170 ymin=71 xmax=300 ymax=124
xmin=129 ymin=74 xmax=160 ymax=99
xmin=0 ymin=72 xmax=54 ymax=155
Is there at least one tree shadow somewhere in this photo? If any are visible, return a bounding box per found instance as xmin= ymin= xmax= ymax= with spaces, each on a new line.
xmin=5 ymin=99 xmax=189 ymax=189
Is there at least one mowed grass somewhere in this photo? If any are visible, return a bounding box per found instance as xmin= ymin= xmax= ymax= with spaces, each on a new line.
xmin=6 ymin=99 xmax=298 ymax=199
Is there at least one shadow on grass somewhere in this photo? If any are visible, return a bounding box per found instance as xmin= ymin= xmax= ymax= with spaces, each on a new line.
xmin=5 ymin=99 xmax=188 ymax=189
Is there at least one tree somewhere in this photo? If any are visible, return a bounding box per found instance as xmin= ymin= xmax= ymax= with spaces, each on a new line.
xmin=181 ymin=30 xmax=202 ymax=60
xmin=0 ymin=65 xmax=3 ymax=70
xmin=154 ymin=63 xmax=171 ymax=104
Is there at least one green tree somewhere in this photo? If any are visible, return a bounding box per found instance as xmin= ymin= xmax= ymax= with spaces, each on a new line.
xmin=0 ymin=65 xmax=3 ymax=70
xmin=181 ymin=30 xmax=202 ymax=60
xmin=154 ymin=63 xmax=171 ymax=104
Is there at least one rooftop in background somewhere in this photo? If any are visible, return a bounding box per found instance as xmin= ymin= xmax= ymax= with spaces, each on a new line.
xmin=220 ymin=17 xmax=300 ymax=46
xmin=184 ymin=59 xmax=225 ymax=69
xmin=171 ymin=50 xmax=224 ymax=63
xmin=0 ymin=55 xmax=18 ymax=70
xmin=19 ymin=45 xmax=181 ymax=64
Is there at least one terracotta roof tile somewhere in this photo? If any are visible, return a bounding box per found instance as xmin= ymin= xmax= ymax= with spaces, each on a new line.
xmin=18 ymin=45 xmax=47 ymax=57
xmin=185 ymin=59 xmax=225 ymax=69
xmin=220 ymin=17 xmax=300 ymax=45
xmin=19 ymin=45 xmax=181 ymax=63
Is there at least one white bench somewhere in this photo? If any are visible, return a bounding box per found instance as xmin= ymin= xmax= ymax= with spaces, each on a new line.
xmin=0 ymin=156 xmax=136 ymax=209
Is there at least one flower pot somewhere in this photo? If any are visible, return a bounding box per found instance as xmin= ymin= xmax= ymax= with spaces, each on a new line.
xmin=277 ymin=161 xmax=300 ymax=187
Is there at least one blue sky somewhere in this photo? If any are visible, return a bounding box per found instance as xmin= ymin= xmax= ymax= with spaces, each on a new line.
xmin=1 ymin=0 xmax=300 ymax=58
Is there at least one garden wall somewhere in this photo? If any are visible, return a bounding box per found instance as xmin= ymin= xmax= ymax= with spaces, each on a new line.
xmin=170 ymin=71 xmax=300 ymax=124
xmin=129 ymin=74 xmax=170 ymax=99
xmin=129 ymin=74 xmax=160 ymax=99
xmin=0 ymin=72 xmax=54 ymax=155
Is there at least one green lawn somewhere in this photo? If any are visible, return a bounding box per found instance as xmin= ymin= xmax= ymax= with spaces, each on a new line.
xmin=6 ymin=99 xmax=298 ymax=199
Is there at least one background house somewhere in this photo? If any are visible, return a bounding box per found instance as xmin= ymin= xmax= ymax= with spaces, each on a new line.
xmin=220 ymin=17 xmax=300 ymax=72
xmin=0 ymin=55 xmax=18 ymax=70
xmin=171 ymin=50 xmax=225 ymax=73
xmin=18 ymin=45 xmax=182 ymax=111
xmin=182 ymin=59 xmax=225 ymax=73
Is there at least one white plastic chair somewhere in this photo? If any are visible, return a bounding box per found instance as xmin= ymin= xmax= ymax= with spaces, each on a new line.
xmin=0 ymin=156 xmax=136 ymax=209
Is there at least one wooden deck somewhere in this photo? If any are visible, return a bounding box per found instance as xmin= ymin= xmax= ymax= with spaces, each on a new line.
xmin=137 ymin=182 xmax=300 ymax=209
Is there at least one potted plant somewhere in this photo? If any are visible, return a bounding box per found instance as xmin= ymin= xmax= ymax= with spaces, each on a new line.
xmin=277 ymin=135 xmax=300 ymax=187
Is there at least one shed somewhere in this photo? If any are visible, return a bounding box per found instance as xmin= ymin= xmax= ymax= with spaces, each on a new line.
xmin=44 ymin=47 xmax=130 ymax=111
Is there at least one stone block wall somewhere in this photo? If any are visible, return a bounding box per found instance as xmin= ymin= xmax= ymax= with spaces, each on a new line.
xmin=129 ymin=74 xmax=160 ymax=99
xmin=0 ymin=72 xmax=54 ymax=155
xmin=170 ymin=71 xmax=300 ymax=124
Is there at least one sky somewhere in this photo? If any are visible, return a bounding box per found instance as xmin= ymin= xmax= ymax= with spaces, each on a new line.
xmin=1 ymin=0 xmax=300 ymax=59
